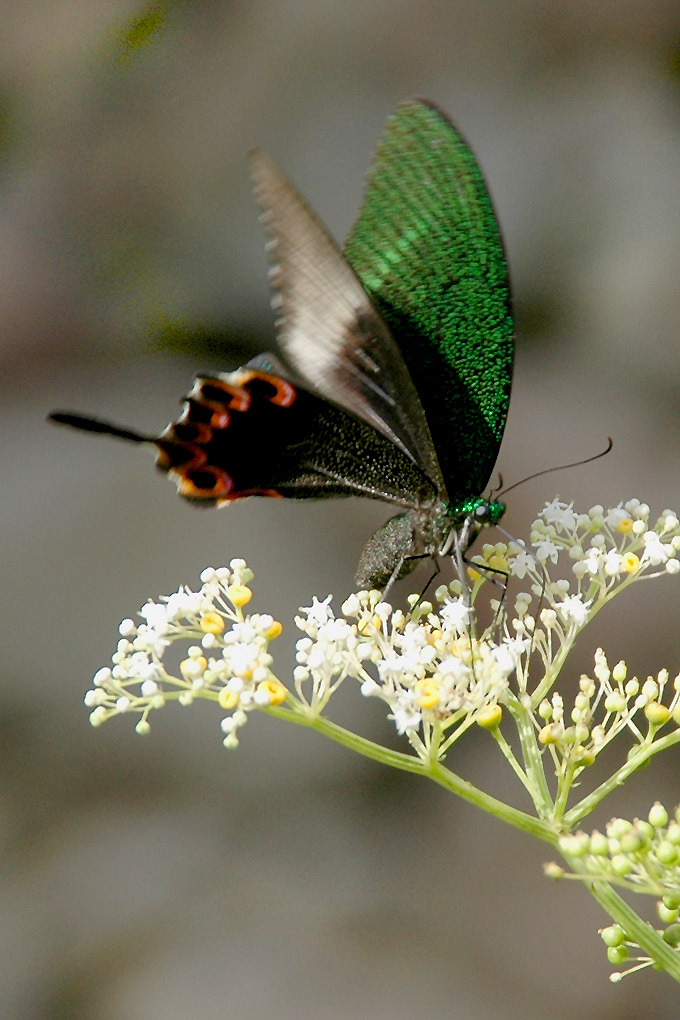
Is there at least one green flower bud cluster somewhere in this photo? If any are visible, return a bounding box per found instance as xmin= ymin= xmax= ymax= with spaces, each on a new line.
xmin=558 ymin=802 xmax=680 ymax=897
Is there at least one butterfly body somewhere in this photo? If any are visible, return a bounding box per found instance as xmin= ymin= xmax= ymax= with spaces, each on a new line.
xmin=50 ymin=99 xmax=513 ymax=591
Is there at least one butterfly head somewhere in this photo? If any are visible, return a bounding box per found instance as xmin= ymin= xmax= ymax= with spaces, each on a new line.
xmin=442 ymin=496 xmax=506 ymax=558
xmin=450 ymin=496 xmax=506 ymax=527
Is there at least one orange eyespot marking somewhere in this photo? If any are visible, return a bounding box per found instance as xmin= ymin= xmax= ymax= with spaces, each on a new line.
xmin=251 ymin=371 xmax=297 ymax=407
xmin=176 ymin=465 xmax=234 ymax=499
xmin=191 ymin=377 xmax=252 ymax=412
xmin=234 ymin=369 xmax=297 ymax=408
xmin=154 ymin=439 xmax=208 ymax=472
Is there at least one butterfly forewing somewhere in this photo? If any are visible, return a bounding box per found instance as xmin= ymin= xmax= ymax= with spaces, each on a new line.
xmin=344 ymin=99 xmax=513 ymax=509
xmin=248 ymin=147 xmax=444 ymax=492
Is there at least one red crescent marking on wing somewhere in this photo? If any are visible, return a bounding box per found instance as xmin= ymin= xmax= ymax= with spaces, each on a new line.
xmin=155 ymin=441 xmax=208 ymax=472
xmin=225 ymin=387 xmax=251 ymax=411
xmin=270 ymin=377 xmax=296 ymax=407
xmin=211 ymin=379 xmax=251 ymax=411
xmin=244 ymin=370 xmax=297 ymax=407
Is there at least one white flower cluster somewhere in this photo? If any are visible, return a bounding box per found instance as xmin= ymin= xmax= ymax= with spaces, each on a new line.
xmin=294 ymin=588 xmax=519 ymax=757
xmin=83 ymin=499 xmax=680 ymax=762
xmin=84 ymin=560 xmax=287 ymax=747
xmin=465 ymin=499 xmax=680 ymax=700
xmin=518 ymin=498 xmax=680 ymax=583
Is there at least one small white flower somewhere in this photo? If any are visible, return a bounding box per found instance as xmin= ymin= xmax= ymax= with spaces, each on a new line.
xmin=510 ymin=549 xmax=536 ymax=579
xmin=555 ymin=595 xmax=590 ymax=627
xmin=139 ymin=601 xmax=169 ymax=630
xmin=361 ymin=679 xmax=380 ymax=697
xmin=299 ymin=595 xmax=334 ymax=626
xmin=605 ymin=506 xmax=629 ymax=529
xmin=541 ymin=499 xmax=577 ymax=531
xmin=439 ymin=597 xmax=471 ymax=633
xmin=603 ymin=551 xmax=623 ymax=576
xmin=641 ymin=532 xmax=669 ymax=566
xmin=534 ymin=538 xmax=559 ymax=564
xmin=391 ymin=703 xmax=422 ymax=735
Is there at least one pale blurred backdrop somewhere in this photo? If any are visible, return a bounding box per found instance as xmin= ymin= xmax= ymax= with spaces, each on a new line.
xmin=3 ymin=1 xmax=680 ymax=1017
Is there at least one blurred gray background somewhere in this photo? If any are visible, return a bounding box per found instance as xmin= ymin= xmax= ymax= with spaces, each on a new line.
xmin=3 ymin=1 xmax=680 ymax=1017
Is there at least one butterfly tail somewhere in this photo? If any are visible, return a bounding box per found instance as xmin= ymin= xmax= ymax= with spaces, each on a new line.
xmin=48 ymin=412 xmax=152 ymax=444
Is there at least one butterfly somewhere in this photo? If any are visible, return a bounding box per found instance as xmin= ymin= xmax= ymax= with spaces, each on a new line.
xmin=50 ymin=99 xmax=513 ymax=592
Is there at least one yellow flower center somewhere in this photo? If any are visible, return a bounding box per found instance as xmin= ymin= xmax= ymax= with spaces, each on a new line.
xmin=416 ymin=679 xmax=440 ymax=709
xmin=226 ymin=584 xmax=252 ymax=607
xmin=200 ymin=612 xmax=225 ymax=634
xmin=257 ymin=679 xmax=287 ymax=706
xmin=622 ymin=552 xmax=640 ymax=573
xmin=219 ymin=688 xmax=239 ymax=709
xmin=477 ymin=704 xmax=503 ymax=730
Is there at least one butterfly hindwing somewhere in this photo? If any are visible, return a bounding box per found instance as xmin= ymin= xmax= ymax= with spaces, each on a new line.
xmin=154 ymin=356 xmax=435 ymax=508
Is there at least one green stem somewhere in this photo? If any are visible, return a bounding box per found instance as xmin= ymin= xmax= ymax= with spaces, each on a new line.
xmin=553 ymin=758 xmax=577 ymax=822
xmin=265 ymin=704 xmax=428 ymax=775
xmin=426 ymin=761 xmax=556 ymax=842
xmin=265 ymin=705 xmax=555 ymax=842
xmin=583 ymin=879 xmax=680 ymax=982
xmin=489 ymin=726 xmax=535 ymax=796
xmin=564 ymin=730 xmax=680 ymax=827
xmin=511 ymin=700 xmax=554 ymax=815
xmin=530 ymin=635 xmax=574 ymax=707
xmin=266 ymin=707 xmax=680 ymax=979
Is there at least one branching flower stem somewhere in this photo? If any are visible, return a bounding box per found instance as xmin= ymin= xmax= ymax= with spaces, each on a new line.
xmin=585 ymin=881 xmax=680 ymax=982
xmin=82 ymin=499 xmax=680 ymax=983
xmin=565 ymin=730 xmax=680 ymax=827
xmin=267 ymin=703 xmax=680 ymax=981
xmin=265 ymin=703 xmax=555 ymax=841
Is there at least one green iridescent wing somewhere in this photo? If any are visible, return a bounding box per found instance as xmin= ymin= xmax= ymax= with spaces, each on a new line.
xmin=343 ymin=99 xmax=513 ymax=510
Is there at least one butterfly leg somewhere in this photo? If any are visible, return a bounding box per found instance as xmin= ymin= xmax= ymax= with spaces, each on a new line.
xmin=381 ymin=554 xmax=408 ymax=600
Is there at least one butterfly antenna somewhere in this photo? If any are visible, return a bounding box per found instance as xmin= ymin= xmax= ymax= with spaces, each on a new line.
xmin=48 ymin=412 xmax=152 ymax=445
xmin=497 ymin=437 xmax=613 ymax=499
xmin=488 ymin=472 xmax=504 ymax=499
